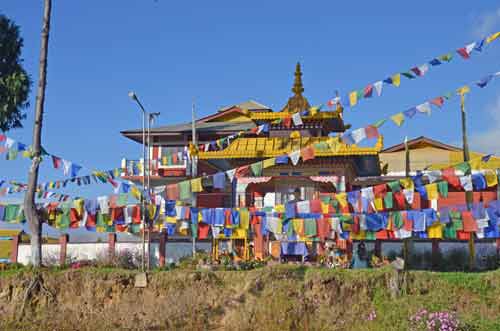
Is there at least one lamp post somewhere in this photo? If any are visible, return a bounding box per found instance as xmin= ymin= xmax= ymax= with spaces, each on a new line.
xmin=147 ymin=111 xmax=160 ymax=270
xmin=128 ymin=91 xmax=147 ymax=272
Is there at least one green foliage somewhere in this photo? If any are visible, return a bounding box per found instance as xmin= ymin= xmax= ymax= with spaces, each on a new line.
xmin=0 ymin=14 xmax=31 ymax=131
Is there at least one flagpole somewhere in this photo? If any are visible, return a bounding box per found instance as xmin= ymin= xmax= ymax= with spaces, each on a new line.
xmin=403 ymin=136 xmax=411 ymax=270
xmin=460 ymin=92 xmax=475 ymax=270
xmin=191 ymin=100 xmax=197 ymax=257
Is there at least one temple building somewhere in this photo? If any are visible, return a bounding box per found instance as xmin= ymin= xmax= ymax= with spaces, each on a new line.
xmin=120 ymin=63 xmax=383 ymax=208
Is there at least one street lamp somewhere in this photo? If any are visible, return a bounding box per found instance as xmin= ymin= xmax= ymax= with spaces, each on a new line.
xmin=146 ymin=111 xmax=160 ymax=271
xmin=128 ymin=91 xmax=148 ymax=272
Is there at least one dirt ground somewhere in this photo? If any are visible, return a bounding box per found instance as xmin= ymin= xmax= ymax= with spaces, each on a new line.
xmin=0 ymin=265 xmax=499 ymax=330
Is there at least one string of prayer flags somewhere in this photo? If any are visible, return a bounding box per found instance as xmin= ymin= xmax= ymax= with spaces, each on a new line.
xmin=331 ymin=31 xmax=500 ymax=110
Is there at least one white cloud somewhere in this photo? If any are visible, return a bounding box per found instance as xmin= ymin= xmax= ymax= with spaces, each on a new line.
xmin=472 ymin=8 xmax=500 ymax=38
xmin=470 ymin=94 xmax=500 ymax=155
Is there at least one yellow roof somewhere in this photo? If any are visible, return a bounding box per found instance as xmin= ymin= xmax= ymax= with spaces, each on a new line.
xmin=427 ymin=151 xmax=500 ymax=170
xmin=247 ymin=110 xmax=342 ymax=121
xmin=198 ymin=135 xmax=383 ymax=159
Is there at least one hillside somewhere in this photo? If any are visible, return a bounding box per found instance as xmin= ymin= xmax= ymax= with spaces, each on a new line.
xmin=0 ymin=266 xmax=499 ymax=330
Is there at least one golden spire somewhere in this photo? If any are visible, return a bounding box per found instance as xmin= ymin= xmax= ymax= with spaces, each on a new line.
xmin=281 ymin=62 xmax=310 ymax=113
xmin=292 ymin=62 xmax=304 ymax=95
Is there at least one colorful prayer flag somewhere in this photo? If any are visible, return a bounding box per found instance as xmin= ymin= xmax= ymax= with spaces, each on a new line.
xmin=390 ymin=113 xmax=405 ymax=126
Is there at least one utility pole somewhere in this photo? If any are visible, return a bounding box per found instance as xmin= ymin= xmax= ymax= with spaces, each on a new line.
xmin=147 ymin=112 xmax=160 ymax=270
xmin=460 ymin=91 xmax=475 ymax=270
xmin=191 ymin=101 xmax=197 ymax=257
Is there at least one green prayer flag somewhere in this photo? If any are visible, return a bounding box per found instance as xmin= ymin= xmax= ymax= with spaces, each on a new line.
xmin=117 ymin=194 xmax=128 ymax=206
xmin=286 ymin=220 xmax=294 ymax=237
xmin=4 ymin=205 xmax=20 ymax=222
xmin=387 ymin=180 xmax=401 ymax=192
xmin=250 ymin=162 xmax=263 ymax=176
xmin=178 ymin=181 xmax=191 ymax=201
xmin=356 ymin=89 xmax=364 ymax=99
xmin=437 ymin=181 xmax=448 ymax=198
xmin=320 ymin=195 xmax=331 ymax=204
xmin=365 ymin=231 xmax=376 ymax=241
xmin=373 ymin=119 xmax=387 ymax=128
xmin=392 ymin=211 xmax=403 ymax=229
xmin=190 ymin=222 xmax=198 ymax=239
xmin=129 ymin=224 xmax=141 ymax=234
xmin=454 ymin=162 xmax=471 ymax=174
xmin=444 ymin=224 xmax=457 ymax=239
xmin=401 ymin=72 xmax=416 ymax=79
xmin=384 ymin=191 xmax=393 ymax=209
xmin=304 ymin=219 xmax=317 ymax=237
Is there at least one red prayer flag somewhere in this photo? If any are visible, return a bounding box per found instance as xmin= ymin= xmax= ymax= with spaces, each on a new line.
xmin=283 ymin=117 xmax=292 ymax=128
xmin=309 ymin=199 xmax=322 ymax=213
xmin=456 ymin=47 xmax=470 ymax=59
xmin=235 ymin=165 xmax=250 ymax=178
xmin=301 ymin=146 xmax=315 ymax=161
xmin=52 ymin=155 xmax=62 ymax=169
xmin=430 ymin=97 xmax=444 ymax=108
xmin=410 ymin=67 xmax=422 ymax=76
xmin=0 ymin=134 xmax=5 ymax=142
xmin=462 ymin=211 xmax=478 ymax=232
xmin=363 ymin=84 xmax=373 ymax=98
xmin=0 ymin=146 xmax=7 ymax=154
xmin=442 ymin=167 xmax=461 ymax=189
xmin=166 ymin=184 xmax=179 ymax=200
xmin=373 ymin=184 xmax=387 ymax=198
xmin=364 ymin=125 xmax=379 ymax=139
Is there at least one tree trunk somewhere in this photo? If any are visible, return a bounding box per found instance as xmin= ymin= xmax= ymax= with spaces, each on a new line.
xmin=24 ymin=0 xmax=52 ymax=267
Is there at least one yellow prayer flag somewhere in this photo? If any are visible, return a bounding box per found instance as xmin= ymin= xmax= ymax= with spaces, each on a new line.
xmin=390 ymin=113 xmax=405 ymax=127
xmin=130 ymin=186 xmax=141 ymax=200
xmin=191 ymin=178 xmax=203 ymax=192
xmin=484 ymin=170 xmax=498 ymax=187
xmin=292 ymin=218 xmax=304 ymax=237
xmin=166 ymin=216 xmax=177 ymax=224
xmin=486 ymin=31 xmax=500 ymax=44
xmin=321 ymin=202 xmax=329 ymax=214
xmin=335 ymin=193 xmax=348 ymax=208
xmin=239 ymin=209 xmax=250 ymax=229
xmin=469 ymin=158 xmax=481 ymax=170
xmin=400 ymin=178 xmax=414 ymax=189
xmin=425 ymin=183 xmax=439 ymax=200
xmin=392 ymin=73 xmax=401 ymax=87
xmin=349 ymin=91 xmax=358 ymax=107
xmin=374 ymin=197 xmax=384 ymax=211
xmin=263 ymin=157 xmax=276 ymax=169
xmin=275 ymin=204 xmax=285 ymax=213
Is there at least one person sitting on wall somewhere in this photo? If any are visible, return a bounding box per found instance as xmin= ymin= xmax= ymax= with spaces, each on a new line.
xmin=351 ymin=242 xmax=369 ymax=269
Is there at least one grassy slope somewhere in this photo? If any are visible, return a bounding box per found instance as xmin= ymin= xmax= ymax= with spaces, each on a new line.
xmin=0 ymin=266 xmax=499 ymax=330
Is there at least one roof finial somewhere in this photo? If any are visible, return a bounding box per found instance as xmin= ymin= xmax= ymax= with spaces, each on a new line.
xmin=292 ymin=62 xmax=304 ymax=95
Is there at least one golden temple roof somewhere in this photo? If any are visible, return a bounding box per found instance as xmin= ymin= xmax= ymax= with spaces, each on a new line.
xmin=198 ymin=135 xmax=383 ymax=159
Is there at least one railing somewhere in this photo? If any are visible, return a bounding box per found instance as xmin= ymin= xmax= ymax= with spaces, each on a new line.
xmin=121 ymin=158 xmax=188 ymax=177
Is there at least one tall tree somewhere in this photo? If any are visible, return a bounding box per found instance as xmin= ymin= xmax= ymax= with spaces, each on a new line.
xmin=0 ymin=14 xmax=31 ymax=131
xmin=24 ymin=0 xmax=52 ymax=267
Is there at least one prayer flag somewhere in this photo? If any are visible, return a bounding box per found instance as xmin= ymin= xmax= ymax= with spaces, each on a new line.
xmin=341 ymin=133 xmax=355 ymax=145
xmin=486 ymin=31 xmax=500 ymax=43
xmin=439 ymin=53 xmax=453 ymax=62
xmin=476 ymin=75 xmax=493 ymax=88
xmin=226 ymin=169 xmax=236 ymax=182
xmin=373 ymin=81 xmax=383 ymax=96
xmin=390 ymin=113 xmax=405 ymax=126
xmin=391 ymin=73 xmax=401 ymax=87
xmin=416 ymin=102 xmax=432 ymax=115
xmin=191 ymin=178 xmax=203 ymax=193
xmin=349 ymin=91 xmax=357 ymax=107
xmin=474 ymin=38 xmax=486 ymax=52
xmin=363 ymin=84 xmax=373 ymax=98
xmin=403 ymin=107 xmax=417 ymax=118
xmin=372 ymin=119 xmax=386 ymax=128
xmin=429 ymin=58 xmax=441 ymax=66
xmin=0 ymin=134 xmax=5 ymax=142
xmin=356 ymin=89 xmax=364 ymax=99
xmin=430 ymin=97 xmax=444 ymax=108
xmin=456 ymin=47 xmax=470 ymax=59
xmin=52 ymin=156 xmax=62 ymax=169
xmin=288 ymin=150 xmax=301 ymax=166
xmin=301 ymin=146 xmax=315 ymax=161
xmin=71 ymin=164 xmax=82 ymax=177
xmin=401 ymin=72 xmax=415 ymax=79
xmin=383 ymin=77 xmax=393 ymax=85
xmin=250 ymin=161 xmax=263 ymax=176
xmin=365 ymin=125 xmax=379 ymax=139
xmin=263 ymin=157 xmax=276 ymax=168
xmin=62 ymin=160 xmax=72 ymax=176
xmin=351 ymin=128 xmax=367 ymax=144
xmin=292 ymin=112 xmax=303 ymax=126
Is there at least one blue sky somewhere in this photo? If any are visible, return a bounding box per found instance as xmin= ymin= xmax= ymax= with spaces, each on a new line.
xmin=1 ymin=0 xmax=500 ymax=205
